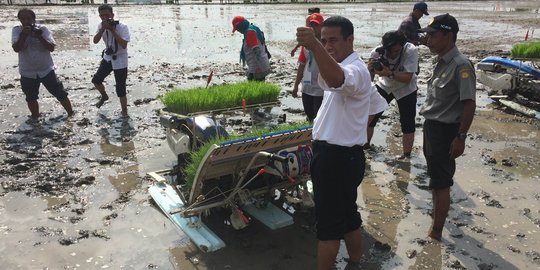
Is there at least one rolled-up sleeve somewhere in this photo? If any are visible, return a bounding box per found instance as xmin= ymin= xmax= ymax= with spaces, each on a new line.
xmin=318 ymin=62 xmax=372 ymax=96
xmin=41 ymin=26 xmax=56 ymax=45
xmin=368 ymin=84 xmax=388 ymax=115
xmin=12 ymin=26 xmax=21 ymax=44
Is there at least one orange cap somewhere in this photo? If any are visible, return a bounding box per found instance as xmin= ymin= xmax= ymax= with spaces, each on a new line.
xmin=232 ymin=15 xmax=245 ymax=33
xmin=307 ymin=13 xmax=324 ymax=25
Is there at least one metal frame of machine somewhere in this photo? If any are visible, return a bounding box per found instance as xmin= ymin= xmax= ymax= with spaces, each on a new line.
xmin=148 ymin=105 xmax=314 ymax=252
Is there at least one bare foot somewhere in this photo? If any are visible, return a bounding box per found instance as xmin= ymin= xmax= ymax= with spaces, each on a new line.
xmin=95 ymin=95 xmax=109 ymax=108
xmin=428 ymin=226 xmax=443 ymax=241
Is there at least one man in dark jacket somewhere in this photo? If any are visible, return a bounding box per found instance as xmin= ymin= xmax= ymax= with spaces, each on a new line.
xmin=398 ymin=2 xmax=429 ymax=46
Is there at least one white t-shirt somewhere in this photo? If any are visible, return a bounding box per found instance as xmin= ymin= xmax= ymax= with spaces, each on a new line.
xmin=372 ymin=42 xmax=418 ymax=100
xmin=96 ymin=22 xmax=130 ymax=70
xmin=313 ymin=52 xmax=380 ymax=147
xmin=12 ymin=24 xmax=55 ymax=79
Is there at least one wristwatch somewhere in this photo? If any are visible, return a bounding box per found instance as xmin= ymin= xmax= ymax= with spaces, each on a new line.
xmin=457 ymin=132 xmax=467 ymax=140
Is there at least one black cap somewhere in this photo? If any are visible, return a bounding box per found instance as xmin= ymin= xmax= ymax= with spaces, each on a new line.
xmin=419 ymin=13 xmax=459 ymax=34
xmin=413 ymin=2 xmax=429 ymax=16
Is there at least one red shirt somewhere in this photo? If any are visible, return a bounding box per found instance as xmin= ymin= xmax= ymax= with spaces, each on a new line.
xmin=298 ymin=46 xmax=307 ymax=64
xmin=245 ymin=30 xmax=259 ymax=48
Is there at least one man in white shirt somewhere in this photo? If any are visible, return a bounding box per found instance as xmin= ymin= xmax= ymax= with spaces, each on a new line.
xmin=12 ymin=8 xmax=74 ymax=119
xmin=297 ymin=16 xmax=376 ymax=270
xmin=91 ymin=4 xmax=130 ymax=115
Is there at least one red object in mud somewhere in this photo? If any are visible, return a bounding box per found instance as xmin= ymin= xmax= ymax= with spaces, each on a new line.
xmin=287 ymin=176 xmax=295 ymax=183
xmin=257 ymin=168 xmax=265 ymax=175
xmin=525 ymin=29 xmax=529 ymax=41
xmin=206 ymin=70 xmax=213 ymax=88
xmin=242 ymin=99 xmax=246 ymax=108
xmin=236 ymin=208 xmax=250 ymax=224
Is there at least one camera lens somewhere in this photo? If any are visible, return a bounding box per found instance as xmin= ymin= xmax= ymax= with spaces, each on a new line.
xmin=373 ymin=61 xmax=383 ymax=71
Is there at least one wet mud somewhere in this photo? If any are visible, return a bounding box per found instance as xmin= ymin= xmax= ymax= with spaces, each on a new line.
xmin=0 ymin=1 xmax=539 ymax=269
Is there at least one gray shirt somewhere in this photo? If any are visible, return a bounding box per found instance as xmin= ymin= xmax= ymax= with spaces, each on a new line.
xmin=420 ymin=46 xmax=476 ymax=123
xmin=12 ymin=24 xmax=55 ymax=79
xmin=243 ymin=31 xmax=270 ymax=75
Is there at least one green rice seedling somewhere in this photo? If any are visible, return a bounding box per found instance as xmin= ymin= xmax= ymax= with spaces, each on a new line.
xmin=182 ymin=121 xmax=310 ymax=190
xmin=510 ymin=41 xmax=540 ymax=59
xmin=162 ymin=81 xmax=281 ymax=114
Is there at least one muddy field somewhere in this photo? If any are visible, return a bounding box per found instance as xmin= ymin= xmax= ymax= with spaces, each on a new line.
xmin=0 ymin=1 xmax=539 ymax=269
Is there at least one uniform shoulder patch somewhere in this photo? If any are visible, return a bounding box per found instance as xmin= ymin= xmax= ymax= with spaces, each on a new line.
xmin=460 ymin=67 xmax=471 ymax=79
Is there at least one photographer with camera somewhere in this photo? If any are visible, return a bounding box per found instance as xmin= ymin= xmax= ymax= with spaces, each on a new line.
xmin=11 ymin=8 xmax=74 ymax=119
xmin=367 ymin=30 xmax=419 ymax=160
xmin=91 ymin=4 xmax=130 ymax=115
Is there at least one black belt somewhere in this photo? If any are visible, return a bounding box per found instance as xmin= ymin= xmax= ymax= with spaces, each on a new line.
xmin=312 ymin=140 xmax=363 ymax=150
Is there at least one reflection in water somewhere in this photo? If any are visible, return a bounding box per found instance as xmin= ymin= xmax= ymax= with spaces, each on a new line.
xmin=43 ymin=195 xmax=68 ymax=209
xmin=352 ymin=117 xmax=440 ymax=269
xmin=98 ymin=114 xmax=140 ymax=193
xmin=410 ymin=241 xmax=442 ymax=269
xmin=109 ymin=164 xmax=140 ymax=193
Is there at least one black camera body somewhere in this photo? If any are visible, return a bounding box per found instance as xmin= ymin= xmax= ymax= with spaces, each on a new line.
xmin=372 ymin=46 xmax=389 ymax=72
xmin=104 ymin=48 xmax=117 ymax=60
xmin=104 ymin=48 xmax=114 ymax=55
xmin=30 ymin=24 xmax=43 ymax=35
xmin=106 ymin=18 xmax=119 ymax=27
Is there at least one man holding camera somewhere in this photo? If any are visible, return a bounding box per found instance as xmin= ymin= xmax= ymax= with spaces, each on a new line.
xmin=92 ymin=4 xmax=130 ymax=114
xmin=367 ymin=30 xmax=419 ymax=160
xmin=419 ymin=14 xmax=475 ymax=241
xmin=12 ymin=8 xmax=74 ymax=119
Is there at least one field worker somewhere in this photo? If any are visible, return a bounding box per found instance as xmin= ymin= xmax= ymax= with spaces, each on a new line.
xmin=419 ymin=13 xmax=476 ymax=241
xmin=398 ymin=1 xmax=429 ymax=46
xmin=292 ymin=13 xmax=325 ymax=122
xmin=12 ymin=8 xmax=74 ymax=119
xmin=232 ymin=16 xmax=271 ymax=81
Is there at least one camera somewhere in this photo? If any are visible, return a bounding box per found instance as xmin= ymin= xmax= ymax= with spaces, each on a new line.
xmin=104 ymin=47 xmax=114 ymax=55
xmin=106 ymin=18 xmax=119 ymax=27
xmin=371 ymin=46 xmax=389 ymax=72
xmin=30 ymin=24 xmax=43 ymax=35
xmin=104 ymin=47 xmax=117 ymax=60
